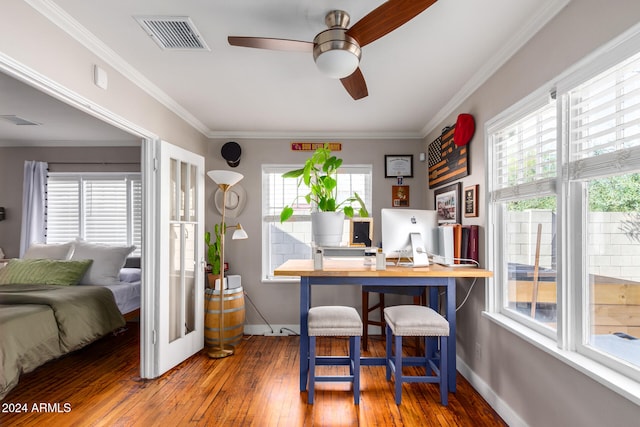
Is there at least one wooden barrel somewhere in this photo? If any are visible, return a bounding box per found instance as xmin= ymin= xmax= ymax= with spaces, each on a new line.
xmin=205 ymin=286 xmax=245 ymax=348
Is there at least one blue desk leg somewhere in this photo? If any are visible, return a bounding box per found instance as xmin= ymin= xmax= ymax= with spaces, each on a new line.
xmin=446 ymin=277 xmax=456 ymax=393
xmin=300 ymin=276 xmax=310 ymax=392
xmin=428 ymin=280 xmax=456 ymax=393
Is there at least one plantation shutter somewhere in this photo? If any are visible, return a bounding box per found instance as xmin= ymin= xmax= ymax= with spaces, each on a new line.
xmin=489 ymin=100 xmax=557 ymax=201
xmin=47 ymin=174 xmax=142 ymax=254
xmin=262 ymin=165 xmax=372 ymax=222
xmin=564 ymin=50 xmax=640 ymax=179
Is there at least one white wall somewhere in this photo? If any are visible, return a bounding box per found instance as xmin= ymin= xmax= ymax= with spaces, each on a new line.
xmin=422 ymin=1 xmax=640 ymax=426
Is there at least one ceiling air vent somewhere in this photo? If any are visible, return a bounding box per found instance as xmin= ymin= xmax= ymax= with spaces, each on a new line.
xmin=0 ymin=115 xmax=41 ymax=126
xmin=135 ymin=16 xmax=210 ymax=51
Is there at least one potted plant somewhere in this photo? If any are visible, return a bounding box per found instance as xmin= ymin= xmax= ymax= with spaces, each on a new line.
xmin=205 ymin=224 xmax=223 ymax=288
xmin=280 ymin=145 xmax=369 ymax=246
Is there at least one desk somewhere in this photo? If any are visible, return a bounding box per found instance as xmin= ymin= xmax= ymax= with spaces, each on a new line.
xmin=274 ymin=259 xmax=492 ymax=394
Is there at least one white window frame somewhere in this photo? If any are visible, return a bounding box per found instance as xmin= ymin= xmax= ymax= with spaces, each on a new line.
xmin=261 ymin=164 xmax=372 ymax=282
xmin=486 ymin=88 xmax=558 ymax=340
xmin=47 ymin=172 xmax=142 ymax=254
xmin=485 ymin=23 xmax=640 ymax=404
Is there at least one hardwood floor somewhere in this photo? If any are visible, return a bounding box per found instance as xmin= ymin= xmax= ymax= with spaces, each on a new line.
xmin=2 ymin=323 xmax=507 ymax=426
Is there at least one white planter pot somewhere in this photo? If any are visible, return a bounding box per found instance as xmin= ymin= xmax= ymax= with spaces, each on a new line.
xmin=311 ymin=211 xmax=345 ymax=247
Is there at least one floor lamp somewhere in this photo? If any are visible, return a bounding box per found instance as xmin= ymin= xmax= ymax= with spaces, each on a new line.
xmin=206 ymin=170 xmax=248 ymax=358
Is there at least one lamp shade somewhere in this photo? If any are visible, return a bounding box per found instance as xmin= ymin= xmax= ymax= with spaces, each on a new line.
xmin=207 ymin=170 xmax=244 ymax=186
xmin=231 ymin=223 xmax=248 ymax=240
xmin=313 ymin=29 xmax=361 ymax=79
xmin=315 ymin=49 xmax=359 ymax=79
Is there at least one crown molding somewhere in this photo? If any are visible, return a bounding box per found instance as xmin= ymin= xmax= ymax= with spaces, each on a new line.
xmin=206 ymin=129 xmax=424 ymax=141
xmin=420 ymin=0 xmax=570 ymax=138
xmin=26 ymin=0 xmax=210 ymax=137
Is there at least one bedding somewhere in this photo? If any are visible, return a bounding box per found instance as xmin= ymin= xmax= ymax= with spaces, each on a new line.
xmin=71 ymin=240 xmax=135 ymax=286
xmin=22 ymin=242 xmax=74 ymax=260
xmin=0 ymin=258 xmax=93 ymax=286
xmin=95 ymin=280 xmax=141 ymax=315
xmin=0 ymin=283 xmax=126 ymax=400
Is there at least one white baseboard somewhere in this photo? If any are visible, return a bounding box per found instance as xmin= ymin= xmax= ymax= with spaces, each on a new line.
xmin=456 ymin=357 xmax=527 ymax=427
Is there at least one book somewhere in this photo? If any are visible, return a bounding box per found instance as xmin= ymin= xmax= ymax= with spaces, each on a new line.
xmin=461 ymin=226 xmax=470 ymax=261
xmin=452 ymin=224 xmax=462 ymax=264
xmin=467 ymin=225 xmax=479 ymax=264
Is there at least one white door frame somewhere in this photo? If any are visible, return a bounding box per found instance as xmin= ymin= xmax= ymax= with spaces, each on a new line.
xmin=0 ymin=55 xmax=200 ymax=379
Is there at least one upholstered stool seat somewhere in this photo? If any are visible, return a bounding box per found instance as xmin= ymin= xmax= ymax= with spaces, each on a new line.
xmin=308 ymin=306 xmax=363 ymax=404
xmin=384 ymin=305 xmax=449 ymax=405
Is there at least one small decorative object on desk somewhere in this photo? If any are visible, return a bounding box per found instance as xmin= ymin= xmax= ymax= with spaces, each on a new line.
xmin=313 ymin=249 xmax=323 ymax=270
xmin=376 ymin=252 xmax=386 ymax=270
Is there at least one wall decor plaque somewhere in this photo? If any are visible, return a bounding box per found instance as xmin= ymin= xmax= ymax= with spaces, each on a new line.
xmin=428 ymin=126 xmax=469 ymax=188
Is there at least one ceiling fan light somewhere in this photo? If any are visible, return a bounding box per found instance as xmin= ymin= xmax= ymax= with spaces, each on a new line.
xmin=315 ymin=49 xmax=360 ymax=79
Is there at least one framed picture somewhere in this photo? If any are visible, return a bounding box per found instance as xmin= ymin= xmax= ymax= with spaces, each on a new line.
xmin=434 ymin=183 xmax=461 ymax=225
xmin=392 ymin=185 xmax=410 ymax=207
xmin=464 ymin=184 xmax=478 ymax=217
xmin=385 ymin=155 xmax=413 ymax=178
xmin=349 ymin=217 xmax=373 ymax=247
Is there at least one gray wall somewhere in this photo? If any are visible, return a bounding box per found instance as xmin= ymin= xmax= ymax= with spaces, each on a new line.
xmin=0 ymin=146 xmax=140 ymax=258
xmin=206 ymin=138 xmax=425 ymax=325
xmin=421 ymin=1 xmax=640 ymax=426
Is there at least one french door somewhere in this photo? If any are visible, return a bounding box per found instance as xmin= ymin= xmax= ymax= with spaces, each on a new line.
xmin=155 ymin=140 xmax=205 ymax=375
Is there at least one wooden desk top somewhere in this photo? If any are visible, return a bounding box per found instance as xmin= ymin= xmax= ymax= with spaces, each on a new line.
xmin=274 ymin=259 xmax=493 ymax=279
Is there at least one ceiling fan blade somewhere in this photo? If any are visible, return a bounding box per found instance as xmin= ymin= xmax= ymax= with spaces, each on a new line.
xmin=228 ymin=36 xmax=313 ymax=53
xmin=340 ymin=68 xmax=368 ymax=100
xmin=346 ymin=0 xmax=437 ymax=48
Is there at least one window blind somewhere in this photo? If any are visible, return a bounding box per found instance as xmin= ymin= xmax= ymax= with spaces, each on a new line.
xmin=47 ymin=173 xmax=142 ymax=254
xmin=568 ymin=51 xmax=640 ymax=162
xmin=262 ymin=165 xmax=372 ymax=222
xmin=491 ymin=101 xmax=557 ymax=193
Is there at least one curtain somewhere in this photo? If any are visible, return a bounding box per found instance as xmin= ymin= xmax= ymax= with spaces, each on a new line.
xmin=19 ymin=161 xmax=48 ymax=257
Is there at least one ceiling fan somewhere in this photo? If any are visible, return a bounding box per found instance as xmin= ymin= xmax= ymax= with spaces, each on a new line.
xmin=228 ymin=0 xmax=437 ymax=100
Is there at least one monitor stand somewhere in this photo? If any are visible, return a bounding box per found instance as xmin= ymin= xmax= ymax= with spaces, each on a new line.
xmin=410 ymin=232 xmax=430 ymax=267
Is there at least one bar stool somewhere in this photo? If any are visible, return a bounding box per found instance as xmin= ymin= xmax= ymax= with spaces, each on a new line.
xmin=384 ymin=305 xmax=449 ymax=405
xmin=308 ymin=306 xmax=363 ymax=404
xmin=362 ymin=287 xmax=426 ymax=351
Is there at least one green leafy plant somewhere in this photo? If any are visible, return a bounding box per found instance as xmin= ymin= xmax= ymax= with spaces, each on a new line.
xmin=280 ymin=145 xmax=369 ymax=222
xmin=205 ymin=223 xmax=225 ymax=277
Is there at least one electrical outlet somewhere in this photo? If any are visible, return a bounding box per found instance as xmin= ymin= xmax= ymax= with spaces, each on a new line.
xmin=475 ymin=342 xmax=482 ymax=359
xmin=264 ymin=330 xmax=289 ymax=336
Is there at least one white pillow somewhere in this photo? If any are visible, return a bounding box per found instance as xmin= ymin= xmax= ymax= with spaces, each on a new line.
xmin=119 ymin=267 xmax=141 ymax=283
xmin=71 ymin=241 xmax=135 ymax=285
xmin=23 ymin=242 xmax=74 ymax=260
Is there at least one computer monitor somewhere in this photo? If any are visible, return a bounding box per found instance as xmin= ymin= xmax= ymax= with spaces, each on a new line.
xmin=381 ymin=208 xmax=438 ymax=266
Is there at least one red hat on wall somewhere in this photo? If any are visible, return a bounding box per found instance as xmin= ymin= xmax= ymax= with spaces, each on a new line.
xmin=453 ymin=113 xmax=475 ymax=147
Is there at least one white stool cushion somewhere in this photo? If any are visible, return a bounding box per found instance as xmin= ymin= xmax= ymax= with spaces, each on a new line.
xmin=309 ymin=306 xmax=363 ymax=336
xmin=384 ymin=305 xmax=449 ymax=337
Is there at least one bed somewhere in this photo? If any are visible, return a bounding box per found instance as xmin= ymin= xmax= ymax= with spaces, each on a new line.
xmin=0 ymin=241 xmax=140 ymax=400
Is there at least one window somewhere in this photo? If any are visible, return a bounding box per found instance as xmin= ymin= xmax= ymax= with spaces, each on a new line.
xmin=47 ymin=173 xmax=142 ymax=255
xmin=487 ymin=32 xmax=640 ymax=390
xmin=565 ymin=50 xmax=640 ymax=377
xmin=488 ymin=95 xmax=558 ymax=335
xmin=262 ymin=164 xmax=372 ymax=280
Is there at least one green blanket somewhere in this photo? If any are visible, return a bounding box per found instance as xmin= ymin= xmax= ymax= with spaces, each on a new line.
xmin=0 ymin=284 xmax=126 ymax=399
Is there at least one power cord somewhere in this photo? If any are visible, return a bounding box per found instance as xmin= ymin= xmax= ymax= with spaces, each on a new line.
xmin=456 ymin=277 xmax=477 ymax=311
xmin=243 ymin=290 xmax=275 ymax=334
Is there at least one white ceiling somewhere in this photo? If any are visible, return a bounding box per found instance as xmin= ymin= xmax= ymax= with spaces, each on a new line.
xmin=0 ymin=71 xmax=139 ymax=145
xmin=2 ymin=0 xmax=569 ymax=143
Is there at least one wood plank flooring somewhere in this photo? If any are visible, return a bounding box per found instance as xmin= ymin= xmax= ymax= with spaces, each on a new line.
xmin=1 ymin=323 xmax=507 ymax=426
